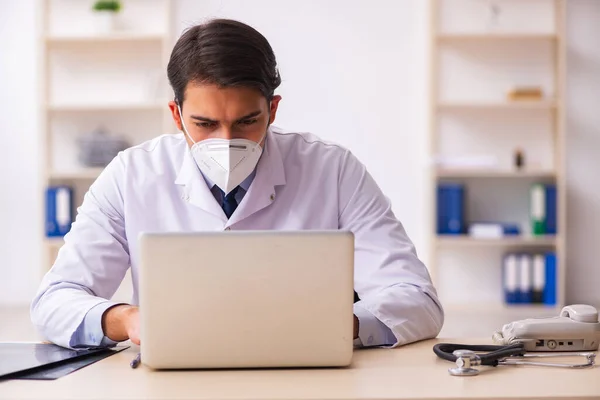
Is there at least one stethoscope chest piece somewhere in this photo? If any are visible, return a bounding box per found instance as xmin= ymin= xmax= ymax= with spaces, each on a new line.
xmin=448 ymin=349 xmax=481 ymax=376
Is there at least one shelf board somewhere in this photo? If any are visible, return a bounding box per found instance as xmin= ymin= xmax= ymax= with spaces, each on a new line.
xmin=438 ymin=101 xmax=557 ymax=111
xmin=45 ymin=237 xmax=65 ymax=249
xmin=48 ymin=168 xmax=104 ymax=180
xmin=48 ymin=103 xmax=166 ymax=112
xmin=436 ymin=169 xmax=556 ymax=179
xmin=46 ymin=33 xmax=165 ymax=44
xmin=436 ymin=235 xmax=558 ymax=247
xmin=438 ymin=33 xmax=558 ymax=42
xmin=445 ymin=302 xmax=561 ymax=315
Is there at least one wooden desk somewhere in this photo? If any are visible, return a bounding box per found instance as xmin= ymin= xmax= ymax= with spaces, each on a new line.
xmin=1 ymin=338 xmax=598 ymax=400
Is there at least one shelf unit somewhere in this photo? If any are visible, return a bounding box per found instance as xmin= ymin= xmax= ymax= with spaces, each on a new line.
xmin=46 ymin=33 xmax=166 ymax=44
xmin=46 ymin=237 xmax=65 ymax=249
xmin=48 ymin=102 xmax=166 ymax=112
xmin=436 ymin=169 xmax=556 ymax=179
xmin=429 ymin=0 xmax=566 ymax=313
xmin=437 ymin=33 xmax=558 ymax=42
xmin=47 ymin=168 xmax=105 ymax=180
xmin=39 ymin=0 xmax=174 ymax=276
xmin=436 ymin=235 xmax=559 ymax=248
xmin=437 ymin=101 xmax=557 ymax=111
xmin=446 ymin=302 xmax=559 ymax=314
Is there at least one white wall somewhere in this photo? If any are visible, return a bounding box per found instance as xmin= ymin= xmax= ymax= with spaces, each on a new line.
xmin=565 ymin=0 xmax=600 ymax=306
xmin=0 ymin=1 xmax=41 ymax=305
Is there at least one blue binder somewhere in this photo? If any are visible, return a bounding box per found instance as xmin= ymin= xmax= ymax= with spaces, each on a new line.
xmin=45 ymin=186 xmax=73 ymax=237
xmin=532 ymin=254 xmax=545 ymax=303
xmin=503 ymin=253 xmax=519 ymax=304
xmin=517 ymin=254 xmax=533 ymax=304
xmin=437 ymin=184 xmax=464 ymax=235
xmin=544 ymin=252 xmax=557 ymax=305
xmin=545 ymin=185 xmax=557 ymax=234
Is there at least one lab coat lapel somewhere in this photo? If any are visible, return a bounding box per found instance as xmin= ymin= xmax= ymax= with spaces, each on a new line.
xmin=227 ymin=131 xmax=286 ymax=227
xmin=174 ymin=147 xmax=227 ymax=222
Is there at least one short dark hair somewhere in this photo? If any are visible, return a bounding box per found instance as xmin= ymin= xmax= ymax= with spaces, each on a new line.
xmin=167 ymin=19 xmax=281 ymax=105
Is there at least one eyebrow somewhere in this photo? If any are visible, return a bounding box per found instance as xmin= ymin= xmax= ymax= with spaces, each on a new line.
xmin=189 ymin=110 xmax=262 ymax=124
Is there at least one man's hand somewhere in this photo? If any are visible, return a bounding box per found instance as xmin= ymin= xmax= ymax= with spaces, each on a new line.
xmin=101 ymin=305 xmax=140 ymax=345
xmin=353 ymin=314 xmax=359 ymax=339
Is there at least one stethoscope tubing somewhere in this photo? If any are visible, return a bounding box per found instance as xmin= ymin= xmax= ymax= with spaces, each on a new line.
xmin=433 ymin=342 xmax=526 ymax=366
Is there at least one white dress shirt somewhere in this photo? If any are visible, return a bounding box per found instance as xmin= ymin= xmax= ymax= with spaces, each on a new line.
xmin=31 ymin=126 xmax=444 ymax=349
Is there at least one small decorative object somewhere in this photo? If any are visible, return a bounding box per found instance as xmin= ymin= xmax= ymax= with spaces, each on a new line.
xmin=514 ymin=148 xmax=525 ymax=169
xmin=92 ymin=0 xmax=122 ymax=34
xmin=78 ymin=126 xmax=130 ymax=167
xmin=507 ymin=86 xmax=544 ymax=102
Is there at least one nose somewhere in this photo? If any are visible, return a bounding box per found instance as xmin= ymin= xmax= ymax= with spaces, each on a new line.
xmin=219 ymin=127 xmax=234 ymax=140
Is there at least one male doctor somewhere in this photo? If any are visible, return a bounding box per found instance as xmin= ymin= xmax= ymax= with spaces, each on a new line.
xmin=31 ymin=19 xmax=444 ymax=349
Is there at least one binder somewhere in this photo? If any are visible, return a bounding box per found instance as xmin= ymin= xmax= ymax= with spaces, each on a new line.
xmin=545 ymin=184 xmax=557 ymax=234
xmin=532 ymin=254 xmax=545 ymax=303
xmin=530 ymin=184 xmax=546 ymax=235
xmin=503 ymin=254 xmax=519 ymax=304
xmin=544 ymin=252 xmax=557 ymax=305
xmin=437 ymin=184 xmax=464 ymax=235
xmin=45 ymin=186 xmax=73 ymax=237
xmin=469 ymin=222 xmax=520 ymax=238
xmin=518 ymin=254 xmax=533 ymax=303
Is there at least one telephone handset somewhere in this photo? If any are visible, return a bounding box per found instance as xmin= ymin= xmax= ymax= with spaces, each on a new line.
xmin=493 ymin=304 xmax=600 ymax=352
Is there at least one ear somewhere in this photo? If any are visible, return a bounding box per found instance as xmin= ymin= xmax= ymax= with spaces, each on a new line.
xmin=268 ymin=95 xmax=282 ymax=125
xmin=168 ymin=100 xmax=183 ymax=131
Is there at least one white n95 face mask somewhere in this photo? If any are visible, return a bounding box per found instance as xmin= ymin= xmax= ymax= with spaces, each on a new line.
xmin=178 ymin=105 xmax=265 ymax=195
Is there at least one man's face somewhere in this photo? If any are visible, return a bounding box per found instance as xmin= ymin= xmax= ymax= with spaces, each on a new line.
xmin=169 ymin=83 xmax=281 ymax=147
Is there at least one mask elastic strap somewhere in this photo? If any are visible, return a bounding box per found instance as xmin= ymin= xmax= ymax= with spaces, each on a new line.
xmin=256 ymin=130 xmax=268 ymax=149
xmin=258 ymin=103 xmax=272 ymax=148
xmin=177 ymin=104 xmax=197 ymax=145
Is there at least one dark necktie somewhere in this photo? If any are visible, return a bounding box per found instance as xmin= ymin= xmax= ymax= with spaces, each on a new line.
xmin=219 ymin=186 xmax=239 ymax=218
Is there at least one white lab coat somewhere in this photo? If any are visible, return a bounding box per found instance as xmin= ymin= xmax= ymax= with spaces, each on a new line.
xmin=31 ymin=127 xmax=444 ymax=348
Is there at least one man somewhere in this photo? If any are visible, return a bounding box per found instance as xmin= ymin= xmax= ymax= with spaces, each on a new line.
xmin=31 ymin=19 xmax=443 ymax=349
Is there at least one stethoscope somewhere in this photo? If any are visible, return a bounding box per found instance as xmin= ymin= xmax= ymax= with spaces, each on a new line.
xmin=433 ymin=342 xmax=596 ymax=376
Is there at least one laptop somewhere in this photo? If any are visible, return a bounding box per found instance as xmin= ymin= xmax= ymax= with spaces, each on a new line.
xmin=138 ymin=230 xmax=355 ymax=369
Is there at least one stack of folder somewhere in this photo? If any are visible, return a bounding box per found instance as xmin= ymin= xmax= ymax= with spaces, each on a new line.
xmin=530 ymin=183 xmax=557 ymax=235
xmin=503 ymin=252 xmax=556 ymax=305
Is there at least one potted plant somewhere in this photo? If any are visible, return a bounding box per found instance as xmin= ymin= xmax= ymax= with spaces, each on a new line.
xmin=92 ymin=0 xmax=122 ymax=33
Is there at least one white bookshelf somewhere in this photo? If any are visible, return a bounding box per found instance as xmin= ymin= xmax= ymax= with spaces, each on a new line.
xmin=39 ymin=0 xmax=174 ymax=275
xmin=48 ymin=168 xmax=105 ymax=180
xmin=437 ymin=33 xmax=558 ymax=42
xmin=435 ymin=235 xmax=559 ymax=248
xmin=436 ymin=169 xmax=556 ymax=179
xmin=46 ymin=237 xmax=65 ymax=249
xmin=48 ymin=102 xmax=166 ymax=112
xmin=437 ymin=101 xmax=557 ymax=111
xmin=429 ymin=0 xmax=566 ymax=314
xmin=46 ymin=33 xmax=166 ymax=44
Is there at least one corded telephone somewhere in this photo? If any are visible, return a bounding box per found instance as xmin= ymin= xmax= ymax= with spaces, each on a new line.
xmin=493 ymin=304 xmax=600 ymax=352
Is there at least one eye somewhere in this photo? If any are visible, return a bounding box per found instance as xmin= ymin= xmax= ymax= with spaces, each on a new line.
xmin=239 ymin=119 xmax=258 ymax=126
xmin=195 ymin=122 xmax=216 ymax=129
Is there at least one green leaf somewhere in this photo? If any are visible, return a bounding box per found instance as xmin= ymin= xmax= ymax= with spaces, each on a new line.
xmin=93 ymin=1 xmax=122 ymax=12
